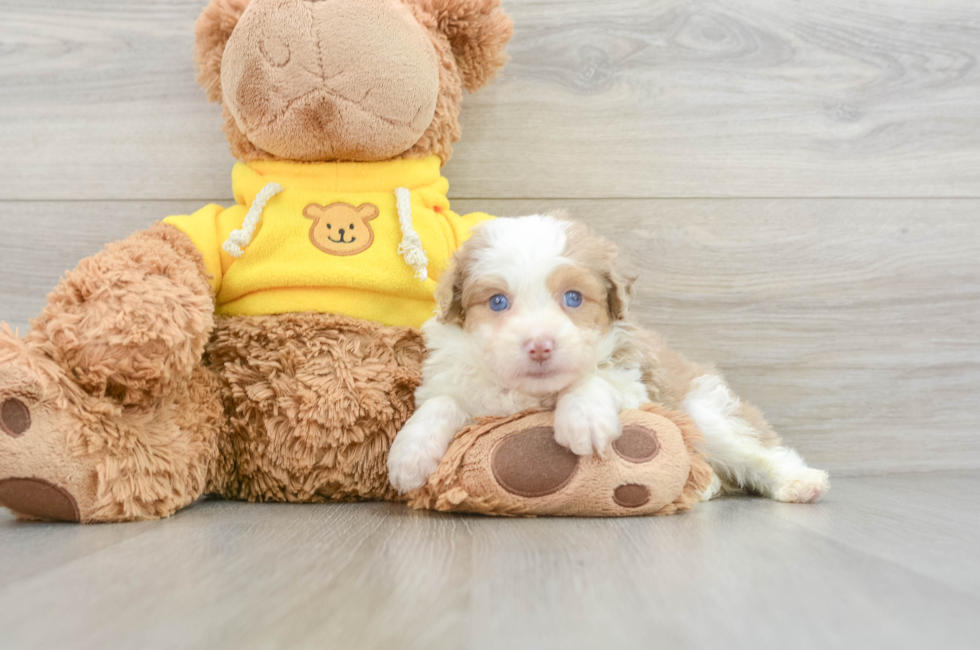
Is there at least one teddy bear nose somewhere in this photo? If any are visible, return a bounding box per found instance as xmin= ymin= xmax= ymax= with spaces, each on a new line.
xmin=338 ymin=228 xmax=345 ymax=236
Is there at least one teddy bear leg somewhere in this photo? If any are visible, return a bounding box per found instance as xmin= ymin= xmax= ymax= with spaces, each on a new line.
xmin=409 ymin=406 xmax=715 ymax=517
xmin=22 ymin=222 xmax=215 ymax=405
xmin=0 ymin=223 xmax=223 ymax=522
xmin=204 ymin=312 xmax=424 ymax=504
xmin=0 ymin=327 xmax=224 ymax=522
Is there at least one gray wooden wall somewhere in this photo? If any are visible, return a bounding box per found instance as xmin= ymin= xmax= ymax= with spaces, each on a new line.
xmin=1 ymin=0 xmax=977 ymax=476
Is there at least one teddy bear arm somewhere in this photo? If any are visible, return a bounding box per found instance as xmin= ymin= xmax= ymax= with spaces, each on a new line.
xmin=441 ymin=208 xmax=496 ymax=248
xmin=23 ymin=222 xmax=216 ymax=407
xmin=409 ymin=405 xmax=714 ymax=517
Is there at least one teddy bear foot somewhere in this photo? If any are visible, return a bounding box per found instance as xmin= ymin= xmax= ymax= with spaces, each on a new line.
xmin=407 ymin=404 xmax=715 ymax=517
xmin=0 ymin=327 xmax=100 ymax=522
xmin=0 ymin=325 xmax=222 ymax=523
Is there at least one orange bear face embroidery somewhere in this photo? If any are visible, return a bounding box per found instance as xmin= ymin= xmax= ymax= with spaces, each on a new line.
xmin=303 ymin=202 xmax=379 ymax=256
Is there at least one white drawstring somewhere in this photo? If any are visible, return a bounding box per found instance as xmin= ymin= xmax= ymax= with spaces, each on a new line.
xmin=222 ymin=182 xmax=284 ymax=258
xmin=394 ymin=187 xmax=429 ymax=282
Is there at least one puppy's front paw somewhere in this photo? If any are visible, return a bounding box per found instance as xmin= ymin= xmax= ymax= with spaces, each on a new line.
xmin=387 ymin=428 xmax=446 ymax=494
xmin=772 ymin=468 xmax=830 ymax=503
xmin=554 ymin=393 xmax=622 ymax=456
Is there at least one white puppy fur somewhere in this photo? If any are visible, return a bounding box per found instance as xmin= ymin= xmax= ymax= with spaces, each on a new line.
xmin=387 ymin=215 xmax=829 ymax=503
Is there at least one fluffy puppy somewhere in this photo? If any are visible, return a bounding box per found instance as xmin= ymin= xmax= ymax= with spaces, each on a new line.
xmin=387 ymin=214 xmax=829 ymax=503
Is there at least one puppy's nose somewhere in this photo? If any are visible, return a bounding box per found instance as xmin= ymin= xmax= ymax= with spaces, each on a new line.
xmin=524 ymin=337 xmax=554 ymax=363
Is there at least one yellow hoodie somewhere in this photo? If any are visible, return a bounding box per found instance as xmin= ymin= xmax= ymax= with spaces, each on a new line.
xmin=164 ymin=156 xmax=491 ymax=328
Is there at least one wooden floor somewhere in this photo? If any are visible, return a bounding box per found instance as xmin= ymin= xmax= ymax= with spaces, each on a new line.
xmin=0 ymin=472 xmax=976 ymax=650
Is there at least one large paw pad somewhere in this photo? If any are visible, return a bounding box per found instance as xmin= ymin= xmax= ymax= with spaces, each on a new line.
xmin=491 ymin=427 xmax=579 ymax=497
xmin=0 ymin=478 xmax=80 ymax=522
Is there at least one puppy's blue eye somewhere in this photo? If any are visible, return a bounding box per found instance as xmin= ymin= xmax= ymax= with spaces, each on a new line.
xmin=563 ymin=291 xmax=583 ymax=308
xmin=489 ymin=294 xmax=510 ymax=312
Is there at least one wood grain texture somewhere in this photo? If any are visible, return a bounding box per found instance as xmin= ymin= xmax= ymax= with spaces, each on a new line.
xmin=2 ymin=0 xmax=980 ymax=200
xmin=0 ymin=473 xmax=977 ymax=650
xmin=1 ymin=199 xmax=977 ymax=475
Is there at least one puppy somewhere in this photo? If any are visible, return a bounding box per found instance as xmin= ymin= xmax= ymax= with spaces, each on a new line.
xmin=387 ymin=214 xmax=829 ymax=503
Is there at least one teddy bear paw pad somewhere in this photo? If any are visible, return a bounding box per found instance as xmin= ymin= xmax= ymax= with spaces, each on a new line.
xmin=1 ymin=398 xmax=31 ymax=437
xmin=0 ymin=478 xmax=80 ymax=522
xmin=491 ymin=426 xmax=580 ymax=498
xmin=0 ymin=346 xmax=101 ymax=523
xmin=612 ymin=483 xmax=651 ymax=508
xmin=612 ymin=425 xmax=660 ymax=463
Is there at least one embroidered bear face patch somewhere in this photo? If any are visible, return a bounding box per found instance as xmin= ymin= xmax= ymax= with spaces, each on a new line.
xmin=303 ymin=202 xmax=379 ymax=256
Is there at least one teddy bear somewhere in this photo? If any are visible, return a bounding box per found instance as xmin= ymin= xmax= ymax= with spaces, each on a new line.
xmin=0 ymin=0 xmax=711 ymax=523
xmin=0 ymin=0 xmax=512 ymax=523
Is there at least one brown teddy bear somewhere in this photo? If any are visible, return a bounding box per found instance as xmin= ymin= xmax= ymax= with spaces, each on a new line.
xmin=0 ymin=0 xmax=512 ymax=522
xmin=0 ymin=0 xmax=710 ymax=523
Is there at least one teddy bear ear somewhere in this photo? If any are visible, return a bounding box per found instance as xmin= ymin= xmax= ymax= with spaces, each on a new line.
xmin=414 ymin=0 xmax=514 ymax=92
xmin=356 ymin=204 xmax=381 ymax=220
xmin=194 ymin=0 xmax=253 ymax=103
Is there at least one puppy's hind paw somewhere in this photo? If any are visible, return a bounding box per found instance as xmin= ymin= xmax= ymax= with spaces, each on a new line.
xmin=699 ymin=472 xmax=723 ymax=501
xmin=772 ymin=468 xmax=830 ymax=503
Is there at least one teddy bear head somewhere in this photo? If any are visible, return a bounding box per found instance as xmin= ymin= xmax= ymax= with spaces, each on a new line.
xmin=195 ymin=0 xmax=513 ymax=164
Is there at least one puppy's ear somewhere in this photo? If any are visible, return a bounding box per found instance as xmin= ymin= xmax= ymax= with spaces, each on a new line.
xmin=565 ymin=220 xmax=635 ymax=321
xmin=414 ymin=0 xmax=514 ymax=92
xmin=195 ymin=0 xmax=252 ymax=103
xmin=435 ymin=255 xmax=466 ymax=326
xmin=547 ymin=208 xmax=572 ymax=222
xmin=605 ymin=267 xmax=636 ymax=321
xmin=599 ymin=232 xmax=635 ymax=320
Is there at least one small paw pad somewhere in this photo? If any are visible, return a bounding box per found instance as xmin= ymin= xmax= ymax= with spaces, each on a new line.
xmin=0 ymin=398 xmax=31 ymax=437
xmin=613 ymin=483 xmax=651 ymax=508
xmin=612 ymin=425 xmax=660 ymax=463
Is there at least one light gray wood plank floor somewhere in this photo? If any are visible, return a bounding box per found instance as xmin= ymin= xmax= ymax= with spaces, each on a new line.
xmin=0 ymin=472 xmax=976 ymax=650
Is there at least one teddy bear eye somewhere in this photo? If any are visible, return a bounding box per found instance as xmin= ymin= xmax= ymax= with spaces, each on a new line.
xmin=349 ymin=224 xmax=354 ymax=229
xmin=327 ymin=224 xmax=332 ymax=229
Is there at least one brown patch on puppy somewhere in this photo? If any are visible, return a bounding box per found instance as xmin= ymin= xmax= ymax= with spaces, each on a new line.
xmin=560 ymin=219 xmax=635 ymax=321
xmin=435 ymin=224 xmax=493 ymax=326
xmin=303 ymin=202 xmax=379 ymax=256
xmin=546 ymin=266 xmax=612 ymax=333
xmin=461 ymin=276 xmax=510 ymax=333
